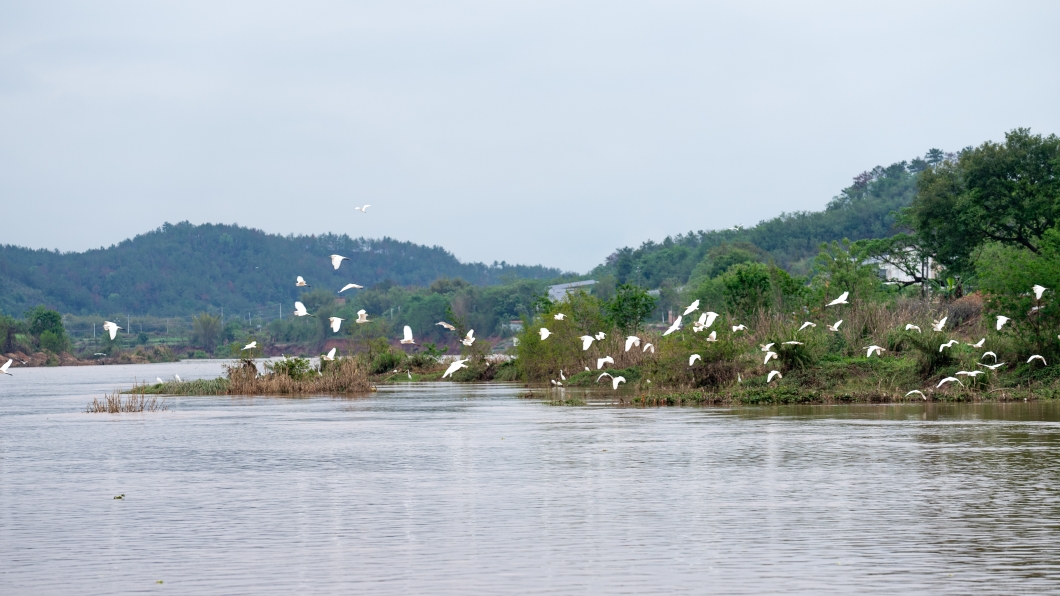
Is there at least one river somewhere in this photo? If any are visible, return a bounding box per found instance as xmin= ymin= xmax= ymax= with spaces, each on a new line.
xmin=2 ymin=360 xmax=1060 ymax=594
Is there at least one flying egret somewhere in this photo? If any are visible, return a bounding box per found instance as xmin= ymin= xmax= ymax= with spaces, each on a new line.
xmin=436 ymin=321 xmax=456 ymax=331
xmin=322 ymin=347 xmax=337 ymax=361
xmin=932 ymin=317 xmax=947 ymax=332
xmin=597 ymin=372 xmax=612 ymax=383
xmin=937 ymin=377 xmax=964 ymax=388
xmin=955 ymin=370 xmax=984 ymax=377
xmin=906 ymin=390 xmax=926 ymax=400
xmin=355 ymin=309 xmax=369 ymax=324
xmin=642 ymin=343 xmax=655 ymax=353
xmin=663 ymin=316 xmax=683 ymax=336
xmin=539 ymin=328 xmax=551 ymax=340
xmin=683 ymin=300 xmax=700 ymax=316
xmin=296 ymin=276 xmax=311 ymax=287
xmin=767 ymin=370 xmax=782 ymax=383
xmin=1028 ymin=354 xmax=1047 ymax=365
xmin=701 ymin=312 xmax=719 ymax=329
xmin=339 ymin=283 xmax=364 ymax=293
xmin=595 ymin=332 xmax=607 ymax=341
xmin=764 ymin=351 xmax=778 ymax=364
xmin=329 ymin=317 xmax=344 ymax=332
xmin=866 ymin=345 xmax=885 ymax=357
xmin=732 ymin=324 xmax=748 ymax=332
xmin=241 ymin=341 xmax=257 ymax=351
xmin=996 ymin=316 xmax=1011 ymax=330
xmin=611 ymin=376 xmax=626 ymax=390
xmin=827 ymin=291 xmax=849 ymax=307
xmin=939 ymin=340 xmax=958 ymax=352
xmin=1033 ymin=285 xmax=1047 ymax=300
xmin=783 ymin=341 xmax=803 ymax=346
xmin=798 ymin=322 xmax=816 ymax=332
xmin=401 ymin=326 xmax=415 ymax=344
xmin=554 ymin=313 xmax=566 ymax=321
xmin=692 ymin=313 xmax=709 ymax=332
xmin=978 ymin=362 xmax=1006 ymax=370
xmin=968 ymin=338 xmax=985 ymax=348
xmin=579 ymin=335 xmax=595 ymax=350
xmin=689 ymin=354 xmax=701 ymax=366
xmin=356 ymin=205 xmax=370 ymax=213
xmin=981 ymin=351 xmax=998 ymax=362
xmin=760 ymin=343 xmax=775 ymax=352
xmin=624 ymin=336 xmax=641 ymax=352
xmin=705 ymin=331 xmax=717 ymax=342
xmin=442 ymin=359 xmax=470 ymax=378
xmin=293 ymin=302 xmax=314 ymax=317
xmin=329 ymin=255 xmax=349 ymax=270
xmin=905 ymin=324 xmax=921 ymax=333
xmin=103 ymin=321 xmax=122 ymax=340
xmin=597 ymin=356 xmax=614 ymax=369
xmin=0 ymin=359 xmax=11 ymax=376
xmin=461 ymin=330 xmax=476 ymax=346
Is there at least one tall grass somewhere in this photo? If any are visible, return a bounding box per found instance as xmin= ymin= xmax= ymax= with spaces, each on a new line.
xmin=88 ymin=389 xmax=168 ymax=413
xmin=225 ymin=357 xmax=370 ymax=394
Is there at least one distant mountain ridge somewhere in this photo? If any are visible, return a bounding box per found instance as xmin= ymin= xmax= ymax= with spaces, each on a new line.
xmin=0 ymin=222 xmax=564 ymax=316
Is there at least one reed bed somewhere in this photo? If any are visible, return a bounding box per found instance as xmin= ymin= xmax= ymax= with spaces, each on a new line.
xmin=225 ymin=357 xmax=371 ymax=395
xmin=133 ymin=378 xmax=231 ymax=395
xmin=87 ymin=389 xmax=168 ymax=413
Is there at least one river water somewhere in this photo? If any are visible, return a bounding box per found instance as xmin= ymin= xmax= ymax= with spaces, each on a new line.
xmin=2 ymin=360 xmax=1060 ymax=594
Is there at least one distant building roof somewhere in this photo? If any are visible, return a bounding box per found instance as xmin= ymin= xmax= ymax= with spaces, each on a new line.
xmin=548 ymin=280 xmax=596 ymax=301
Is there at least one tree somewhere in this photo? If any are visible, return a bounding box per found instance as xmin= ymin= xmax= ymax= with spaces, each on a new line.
xmin=605 ymin=284 xmax=658 ymax=333
xmin=192 ymin=313 xmax=222 ymax=352
xmin=26 ymin=305 xmax=69 ymax=352
xmin=908 ymin=128 xmax=1060 ymax=274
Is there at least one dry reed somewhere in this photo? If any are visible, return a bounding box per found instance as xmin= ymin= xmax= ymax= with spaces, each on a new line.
xmin=87 ymin=389 xmax=168 ymax=413
xmin=225 ymin=357 xmax=371 ymax=395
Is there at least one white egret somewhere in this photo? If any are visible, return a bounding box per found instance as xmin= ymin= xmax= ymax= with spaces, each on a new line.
xmin=689 ymin=354 xmax=701 ymax=366
xmin=597 ymin=372 xmax=612 ymax=383
xmin=1033 ymin=285 xmax=1047 ymax=300
xmin=624 ymin=336 xmax=641 ymax=352
xmin=705 ymin=331 xmax=717 ymax=342
xmin=906 ymin=390 xmax=926 ymax=400
xmin=865 ymin=345 xmax=885 ymax=358
xmin=554 ymin=313 xmax=566 ymax=321
xmin=442 ymin=359 xmax=470 ymax=378
xmin=436 ymin=321 xmax=456 ymax=331
xmin=329 ymin=317 xmax=344 ymax=333
xmin=329 ymin=255 xmax=349 ymax=270
xmin=103 ymin=321 xmax=122 ymax=340
xmin=827 ymin=291 xmax=849 ymax=307
xmin=597 ymin=356 xmax=614 ymax=369
xmin=767 ymin=370 xmax=782 ymax=383
xmin=354 ymin=309 xmax=370 ymax=324
xmin=322 ymin=347 xmax=337 ymax=361
xmin=611 ymin=376 xmax=626 ymax=390
xmin=764 ymin=351 xmax=778 ymax=364
xmin=579 ymin=335 xmax=595 ymax=350
xmin=968 ymin=338 xmax=985 ymax=348
xmin=241 ymin=341 xmax=257 ymax=351
xmin=683 ymin=300 xmax=700 ymax=316
xmin=932 ymin=317 xmax=947 ymax=332
xmin=692 ymin=313 xmax=709 ymax=332
xmin=156 ymin=377 xmax=163 ymax=384
xmin=401 ymin=326 xmax=415 ymax=344
xmin=732 ymin=324 xmax=747 ymax=332
xmin=663 ymin=316 xmax=683 ymax=336
xmin=539 ymin=328 xmax=551 ymax=340
xmin=702 ymin=312 xmax=719 ymax=329
xmin=642 ymin=343 xmax=655 ymax=353
xmin=595 ymin=332 xmax=607 ymax=341
xmin=939 ymin=340 xmax=958 ymax=352
xmin=783 ymin=341 xmax=803 ymax=346
xmin=461 ymin=330 xmax=476 ymax=346
xmin=996 ymin=316 xmax=1011 ymax=330
xmin=905 ymin=324 xmax=921 ymax=333
xmin=1028 ymin=354 xmax=1047 ymax=365
xmin=560 ymin=370 xmax=566 ymax=381
xmin=339 ymin=283 xmax=364 ymax=293
xmin=981 ymin=351 xmax=998 ymax=362
xmin=732 ymin=224 xmax=743 ymax=230
xmin=798 ymin=322 xmax=816 ymax=332
xmin=760 ymin=343 xmax=775 ymax=352
xmin=550 ymin=379 xmax=562 ymax=386
xmin=296 ymin=276 xmax=311 ymax=287
xmin=937 ymin=377 xmax=964 ymax=388
xmin=978 ymin=362 xmax=1006 ymax=370
xmin=955 ymin=370 xmax=984 ymax=377
xmin=356 ymin=205 xmax=370 ymax=213
xmin=0 ymin=359 xmax=11 ymax=376
xmin=174 ymin=374 xmax=182 ymax=382
xmin=293 ymin=302 xmax=314 ymax=317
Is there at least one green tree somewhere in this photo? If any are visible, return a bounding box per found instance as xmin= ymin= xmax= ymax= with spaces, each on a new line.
xmin=720 ymin=263 xmax=773 ymax=317
xmin=26 ymin=306 xmax=68 ymax=352
xmin=192 ymin=312 xmax=222 ymax=352
xmin=604 ymin=284 xmax=658 ymax=333
xmin=812 ymin=240 xmax=883 ymax=305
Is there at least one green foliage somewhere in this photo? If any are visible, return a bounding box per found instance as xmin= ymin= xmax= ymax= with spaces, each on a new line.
xmin=604 ymin=284 xmax=657 ymax=333
xmin=24 ymin=305 xmax=68 ymax=352
xmin=191 ymin=312 xmax=222 ymax=352
xmin=516 ymin=291 xmax=609 ymax=381
xmin=812 ymin=240 xmax=883 ymax=305
xmin=0 ymin=315 xmax=24 ymax=352
xmin=266 ymin=356 xmax=315 ymax=381
xmin=719 ymin=263 xmax=806 ymax=318
xmin=39 ymin=329 xmax=69 ymax=353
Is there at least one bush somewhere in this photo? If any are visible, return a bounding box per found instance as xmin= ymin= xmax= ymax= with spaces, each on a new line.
xmin=266 ymin=356 xmax=315 ymax=381
xmin=39 ymin=329 xmax=69 ymax=353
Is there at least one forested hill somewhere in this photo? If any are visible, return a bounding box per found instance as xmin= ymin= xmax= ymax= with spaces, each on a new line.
xmin=593 ymin=157 xmax=927 ymax=287
xmin=0 ymin=222 xmax=563 ymax=316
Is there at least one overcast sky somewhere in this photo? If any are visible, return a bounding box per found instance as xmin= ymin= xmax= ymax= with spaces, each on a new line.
xmin=1 ymin=1 xmax=1058 ymax=272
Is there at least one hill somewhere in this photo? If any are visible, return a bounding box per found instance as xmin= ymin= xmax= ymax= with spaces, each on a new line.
xmin=0 ymin=222 xmax=563 ymax=317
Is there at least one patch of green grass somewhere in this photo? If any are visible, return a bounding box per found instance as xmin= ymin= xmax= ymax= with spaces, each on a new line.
xmin=129 ymin=378 xmax=230 ymax=395
xmin=547 ymin=397 xmax=587 ymax=406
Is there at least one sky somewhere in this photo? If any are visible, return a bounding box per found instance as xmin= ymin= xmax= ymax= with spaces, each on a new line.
xmin=1 ymin=1 xmax=1058 ymax=273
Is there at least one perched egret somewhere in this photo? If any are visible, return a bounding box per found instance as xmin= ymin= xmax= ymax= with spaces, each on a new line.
xmin=611 ymin=376 xmax=626 ymax=390
xmin=932 ymin=317 xmax=947 ymax=332
xmin=103 ymin=321 xmax=122 ymax=340
xmin=597 ymin=356 xmax=614 ymax=369
xmin=798 ymin=322 xmax=816 ymax=332
xmin=296 ymin=276 xmax=311 ymax=287
xmin=550 ymin=379 xmax=562 ymax=387
xmin=827 ymin=291 xmax=849 ymax=307
xmin=156 ymin=377 xmax=163 ymax=384
xmin=996 ymin=316 xmax=1011 ymax=330
xmin=1028 ymin=354 xmax=1047 ymax=365
xmin=937 ymin=377 xmax=964 ymax=388
xmin=579 ymin=335 xmax=595 ymax=350
xmin=978 ymin=362 xmax=1006 ymax=370
xmin=174 ymin=374 xmax=182 ymax=382
xmin=865 ymin=345 xmax=885 ymax=358
xmin=355 ymin=309 xmax=369 ymax=324
xmin=356 ymin=205 xmax=371 ymax=213
xmin=329 ymin=255 xmax=349 ymax=270
xmin=400 ymin=326 xmax=415 ymax=345
xmin=241 ymin=341 xmax=257 ymax=351
xmin=322 ymin=348 xmax=337 ymax=361
xmin=539 ymin=328 xmax=551 ymax=340
xmin=436 ymin=321 xmax=456 ymax=331
xmin=461 ymin=330 xmax=476 ymax=346
xmin=760 ymin=343 xmax=775 ymax=352
xmin=442 ymin=359 xmax=470 ymax=378
xmin=905 ymin=324 xmax=921 ymax=333
xmin=624 ymin=336 xmax=641 ymax=352
xmin=663 ymin=316 xmax=683 ymax=336
xmin=595 ymin=332 xmax=607 ymax=341
xmin=968 ymin=338 xmax=986 ymax=348
xmin=783 ymin=341 xmax=803 ymax=346
xmin=689 ymin=354 xmax=701 ymax=366
xmin=683 ymin=300 xmax=700 ymax=316
xmin=982 ymin=351 xmax=998 ymax=362
xmin=732 ymin=324 xmax=748 ymax=332
xmin=560 ymin=370 xmax=566 ymax=381
xmin=939 ymin=340 xmax=958 ymax=352
xmin=0 ymin=359 xmax=11 ymax=376
xmin=642 ymin=343 xmax=655 ymax=353
xmin=1033 ymin=285 xmax=1047 ymax=300
xmin=554 ymin=313 xmax=566 ymax=321
xmin=339 ymin=283 xmax=364 ymax=293
xmin=329 ymin=317 xmax=344 ymax=333
xmin=906 ymin=390 xmax=927 ymax=400
xmin=767 ymin=370 xmax=783 ymax=383
xmin=764 ymin=351 xmax=778 ymax=364
xmin=293 ymin=302 xmax=314 ymax=317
